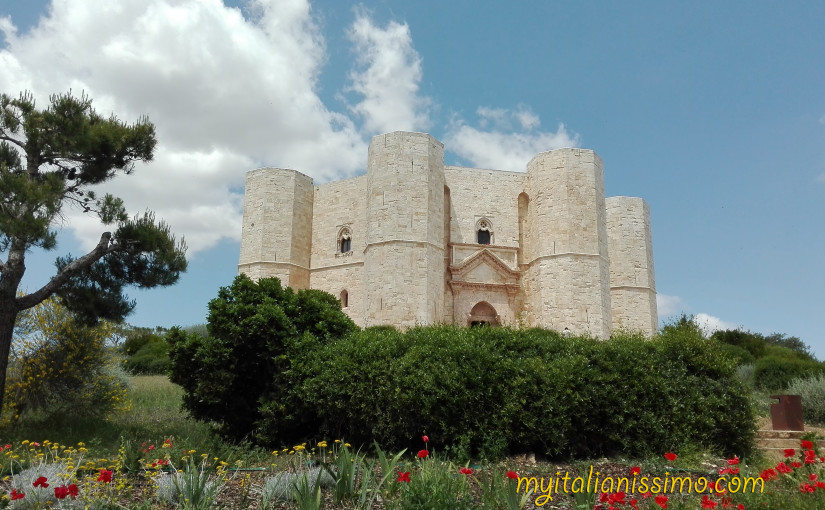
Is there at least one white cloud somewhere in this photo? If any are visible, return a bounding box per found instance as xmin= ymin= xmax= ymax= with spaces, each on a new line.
xmin=656 ymin=293 xmax=685 ymax=317
xmin=0 ymin=0 xmax=383 ymax=254
xmin=445 ymin=106 xmax=579 ymax=171
xmin=345 ymin=8 xmax=430 ymax=134
xmin=693 ymin=313 xmax=739 ymax=337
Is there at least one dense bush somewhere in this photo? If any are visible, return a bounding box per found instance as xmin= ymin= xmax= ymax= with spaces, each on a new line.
xmin=787 ymin=373 xmax=825 ymax=425
xmin=125 ymin=339 xmax=171 ymax=374
xmin=287 ymin=323 xmax=754 ymax=459
xmin=4 ymin=297 xmax=129 ymax=422
xmin=167 ymin=275 xmax=357 ymax=441
xmin=120 ymin=328 xmax=171 ymax=375
xmin=754 ymin=355 xmax=825 ymax=391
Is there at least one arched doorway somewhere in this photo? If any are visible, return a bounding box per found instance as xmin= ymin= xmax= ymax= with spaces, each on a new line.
xmin=468 ymin=301 xmax=499 ymax=327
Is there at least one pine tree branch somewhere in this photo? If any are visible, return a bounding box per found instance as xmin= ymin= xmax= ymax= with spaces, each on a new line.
xmin=0 ymin=135 xmax=25 ymax=150
xmin=15 ymin=232 xmax=118 ymax=311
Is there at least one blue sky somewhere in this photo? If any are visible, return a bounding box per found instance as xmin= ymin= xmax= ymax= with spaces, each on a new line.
xmin=2 ymin=1 xmax=824 ymax=356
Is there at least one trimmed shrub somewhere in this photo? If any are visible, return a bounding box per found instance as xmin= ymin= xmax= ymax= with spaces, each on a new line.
xmin=787 ymin=373 xmax=825 ymax=425
xmin=288 ymin=324 xmax=753 ymax=459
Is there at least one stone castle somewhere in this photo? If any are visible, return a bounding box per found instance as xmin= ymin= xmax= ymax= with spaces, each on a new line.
xmin=239 ymin=131 xmax=657 ymax=338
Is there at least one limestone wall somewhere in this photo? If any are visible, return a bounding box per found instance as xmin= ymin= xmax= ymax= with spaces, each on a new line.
xmin=308 ymin=174 xmax=369 ymax=323
xmin=363 ymin=132 xmax=445 ymax=327
xmin=238 ymin=168 xmax=313 ymax=288
xmin=444 ymin=167 xmax=525 ymax=247
xmin=523 ymin=149 xmax=612 ymax=338
xmin=606 ymin=196 xmax=658 ymax=335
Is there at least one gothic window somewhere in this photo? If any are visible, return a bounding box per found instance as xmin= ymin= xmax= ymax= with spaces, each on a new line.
xmin=338 ymin=227 xmax=352 ymax=253
xmin=476 ymin=218 xmax=493 ymax=245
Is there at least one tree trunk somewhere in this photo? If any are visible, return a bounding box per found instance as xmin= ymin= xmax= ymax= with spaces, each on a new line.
xmin=0 ymin=296 xmax=19 ymax=416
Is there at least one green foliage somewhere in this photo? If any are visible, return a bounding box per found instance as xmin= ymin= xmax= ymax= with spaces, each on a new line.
xmin=119 ymin=327 xmax=170 ymax=375
xmin=755 ymin=355 xmax=825 ymax=391
xmin=125 ymin=339 xmax=170 ymax=375
xmin=712 ymin=329 xmax=767 ymax=359
xmin=167 ymin=275 xmax=357 ymax=442
xmin=293 ymin=324 xmax=754 ymax=460
xmin=717 ymin=342 xmax=756 ymax=366
xmin=787 ymin=373 xmax=825 ymax=425
xmin=4 ymin=297 xmax=129 ymax=422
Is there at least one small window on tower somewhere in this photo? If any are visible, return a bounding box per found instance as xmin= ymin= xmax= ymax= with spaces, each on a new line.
xmin=338 ymin=227 xmax=352 ymax=253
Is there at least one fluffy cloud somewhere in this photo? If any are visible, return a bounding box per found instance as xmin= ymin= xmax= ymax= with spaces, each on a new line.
xmin=345 ymin=9 xmax=430 ymax=134
xmin=0 ymin=0 xmax=369 ymax=253
xmin=693 ymin=313 xmax=739 ymax=336
xmin=656 ymin=294 xmax=685 ymax=317
xmin=1 ymin=0 xmax=577 ymax=256
xmin=445 ymin=106 xmax=579 ymax=171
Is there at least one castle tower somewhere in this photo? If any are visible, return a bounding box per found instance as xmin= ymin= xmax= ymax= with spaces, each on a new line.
xmin=605 ymin=197 xmax=658 ymax=335
xmin=363 ymin=132 xmax=445 ymax=327
xmin=238 ymin=168 xmax=314 ymax=289
xmin=523 ymin=149 xmax=612 ymax=338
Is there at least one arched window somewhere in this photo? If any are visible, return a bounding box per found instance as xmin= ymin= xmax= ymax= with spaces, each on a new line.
xmin=338 ymin=227 xmax=352 ymax=253
xmin=340 ymin=290 xmax=349 ymax=308
xmin=476 ymin=218 xmax=493 ymax=245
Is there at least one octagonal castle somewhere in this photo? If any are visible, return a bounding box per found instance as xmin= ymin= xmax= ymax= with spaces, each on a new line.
xmin=239 ymin=131 xmax=657 ymax=338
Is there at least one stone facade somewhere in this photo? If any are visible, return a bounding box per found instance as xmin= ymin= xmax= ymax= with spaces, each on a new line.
xmin=239 ymin=131 xmax=658 ymax=337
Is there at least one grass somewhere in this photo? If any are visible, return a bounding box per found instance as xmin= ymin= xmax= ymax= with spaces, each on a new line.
xmin=1 ymin=375 xmax=268 ymax=464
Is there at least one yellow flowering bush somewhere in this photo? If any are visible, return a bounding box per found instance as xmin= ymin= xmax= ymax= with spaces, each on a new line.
xmin=2 ymin=297 xmax=130 ymax=424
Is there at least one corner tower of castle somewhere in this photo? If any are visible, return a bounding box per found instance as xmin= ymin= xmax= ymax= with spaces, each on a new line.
xmin=239 ymin=131 xmax=657 ymax=338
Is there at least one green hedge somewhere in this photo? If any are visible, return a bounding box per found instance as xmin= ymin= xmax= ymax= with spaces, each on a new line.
xmin=281 ymin=324 xmax=754 ymax=459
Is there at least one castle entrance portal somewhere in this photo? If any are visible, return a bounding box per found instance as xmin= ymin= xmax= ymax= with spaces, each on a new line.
xmin=468 ymin=301 xmax=499 ymax=327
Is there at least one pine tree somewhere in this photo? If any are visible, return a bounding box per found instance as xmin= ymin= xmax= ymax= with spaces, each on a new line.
xmin=0 ymin=91 xmax=187 ymax=413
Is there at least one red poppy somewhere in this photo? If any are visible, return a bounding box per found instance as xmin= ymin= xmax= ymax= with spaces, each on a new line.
xmin=397 ymin=471 xmax=411 ymax=483
xmin=664 ymin=452 xmax=677 ymax=462
xmin=701 ymin=495 xmax=717 ymax=508
xmin=609 ymin=492 xmax=626 ymax=504
xmin=630 ymin=466 xmax=641 ymax=476
xmin=654 ymin=494 xmax=668 ymax=508
xmin=97 ymin=469 xmax=113 ymax=483
xmin=760 ymin=468 xmax=777 ymax=481
xmin=417 ymin=449 xmax=428 ymax=459
xmin=784 ymin=449 xmax=796 ymax=458
xmin=422 ymin=435 xmax=429 ymax=443
xmin=10 ymin=489 xmax=24 ymax=500
xmin=33 ymin=476 xmax=49 ymax=488
xmin=776 ymin=462 xmax=792 ymax=474
xmin=791 ymin=461 xmax=802 ymax=468
xmin=801 ymin=440 xmax=814 ymax=449
xmin=506 ymin=470 xmax=518 ymax=479
xmin=459 ymin=467 xmax=474 ymax=475
xmin=53 ymin=485 xmax=76 ymax=500
xmin=727 ymin=457 xmax=740 ymax=465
